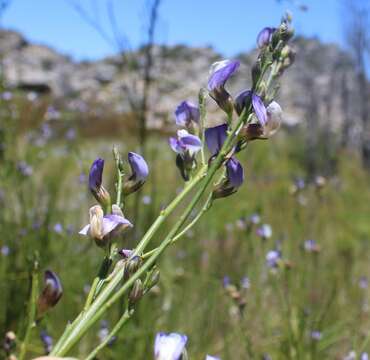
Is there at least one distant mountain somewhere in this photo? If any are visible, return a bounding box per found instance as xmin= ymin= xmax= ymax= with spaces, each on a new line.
xmin=0 ymin=29 xmax=364 ymax=133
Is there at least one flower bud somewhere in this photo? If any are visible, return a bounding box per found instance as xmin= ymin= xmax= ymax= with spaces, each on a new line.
xmin=122 ymin=152 xmax=149 ymax=195
xmin=89 ymin=158 xmax=111 ymax=208
xmin=124 ymin=256 xmax=142 ymax=279
xmin=129 ymin=279 xmax=143 ymax=306
xmin=89 ymin=205 xmax=104 ymax=241
xmin=37 ymin=270 xmax=63 ymax=316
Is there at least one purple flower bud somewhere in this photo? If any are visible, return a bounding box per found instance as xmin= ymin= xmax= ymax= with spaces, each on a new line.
xmin=89 ymin=158 xmax=104 ymax=193
xmin=205 ymin=124 xmax=228 ymax=156
xmin=154 ymin=332 xmax=188 ymax=360
xmin=175 ymin=101 xmax=200 ymax=127
xmin=37 ymin=270 xmax=63 ymax=315
xmin=226 ymin=158 xmax=244 ymax=189
xmin=128 ymin=152 xmax=149 ymax=182
xmin=169 ymin=130 xmax=202 ymax=157
xmin=123 ymin=152 xmax=149 ymax=195
xmin=208 ymin=60 xmax=240 ymax=115
xmin=256 ymin=27 xmax=276 ymax=48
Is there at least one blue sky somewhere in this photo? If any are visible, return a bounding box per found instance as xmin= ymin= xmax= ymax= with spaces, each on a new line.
xmin=1 ymin=0 xmax=343 ymax=60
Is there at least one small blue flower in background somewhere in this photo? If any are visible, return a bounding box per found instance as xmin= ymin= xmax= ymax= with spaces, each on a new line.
xmin=169 ymin=130 xmax=202 ymax=158
xmin=256 ymin=27 xmax=276 ymax=48
xmin=154 ymin=332 xmax=188 ymax=360
xmin=40 ymin=330 xmax=53 ymax=354
xmin=223 ymin=276 xmax=231 ymax=288
xmin=1 ymin=245 xmax=10 ymax=256
xmin=310 ymin=330 xmax=322 ymax=341
xmin=249 ymin=213 xmax=261 ymax=225
xmin=361 ymin=353 xmax=369 ymax=360
xmin=175 ymin=100 xmax=200 ymax=128
xmin=241 ymin=276 xmax=251 ymax=290
xmin=266 ymin=250 xmax=281 ymax=268
xmin=206 ymin=355 xmax=221 ymax=360
xmin=303 ymin=239 xmax=320 ymax=253
xmin=53 ymin=223 xmax=63 ymax=234
xmin=17 ymin=161 xmax=33 ymax=177
xmin=359 ymin=276 xmax=368 ymax=289
xmin=256 ymin=224 xmax=272 ymax=239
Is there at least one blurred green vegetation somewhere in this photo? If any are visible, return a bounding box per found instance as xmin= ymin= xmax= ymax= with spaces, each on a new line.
xmin=1 ymin=92 xmax=370 ymax=360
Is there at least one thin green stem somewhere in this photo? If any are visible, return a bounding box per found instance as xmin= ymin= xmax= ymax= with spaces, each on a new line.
xmin=85 ymin=309 xmax=133 ymax=360
xmin=113 ymin=146 xmax=124 ymax=207
xmin=19 ymin=264 xmax=39 ymax=360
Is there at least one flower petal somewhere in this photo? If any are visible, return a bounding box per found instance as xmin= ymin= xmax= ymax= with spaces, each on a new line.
xmin=205 ymin=124 xmax=228 ymax=156
xmin=252 ymin=93 xmax=267 ymax=125
xmin=208 ymin=60 xmax=240 ymax=91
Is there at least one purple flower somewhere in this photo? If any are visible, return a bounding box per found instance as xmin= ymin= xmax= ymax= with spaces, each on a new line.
xmin=53 ymin=223 xmax=63 ymax=234
xmin=206 ymin=356 xmax=221 ymax=360
xmin=79 ymin=205 xmax=133 ymax=246
xmin=17 ymin=161 xmax=33 ymax=177
xmin=123 ymin=152 xmax=149 ymax=195
xmin=249 ymin=213 xmax=261 ymax=225
xmin=40 ymin=330 xmax=53 ymax=353
xmin=208 ymin=60 xmax=240 ymax=114
xmin=128 ymin=152 xmax=149 ymax=182
xmin=169 ymin=130 xmax=202 ymax=157
xmin=154 ymin=332 xmax=188 ymax=360
xmin=175 ymin=101 xmax=200 ymax=127
xmin=241 ymin=277 xmax=251 ymax=289
xmin=359 ymin=276 xmax=368 ymax=289
xmin=304 ymin=239 xmax=320 ymax=253
xmin=226 ymin=158 xmax=244 ymax=189
xmin=1 ymin=245 xmax=10 ymax=256
xmin=37 ymin=270 xmax=63 ymax=315
xmin=257 ymin=27 xmax=276 ymax=48
xmin=266 ymin=250 xmax=281 ymax=268
xmin=223 ymin=276 xmax=231 ymax=288
xmin=235 ymin=90 xmax=267 ymax=125
xmin=361 ymin=353 xmax=369 ymax=360
xmin=89 ymin=158 xmax=104 ymax=193
xmin=208 ymin=60 xmax=240 ymax=92
xmin=205 ymin=124 xmax=228 ymax=156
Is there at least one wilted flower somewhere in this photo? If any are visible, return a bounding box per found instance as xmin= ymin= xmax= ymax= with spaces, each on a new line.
xmin=256 ymin=224 xmax=272 ymax=239
xmin=257 ymin=27 xmax=276 ymax=48
xmin=37 ymin=270 xmax=63 ymax=316
xmin=79 ymin=205 xmax=132 ymax=247
xmin=208 ymin=59 xmax=240 ymax=115
xmin=40 ymin=330 xmax=53 ymax=354
xmin=89 ymin=158 xmax=111 ymax=207
xmin=154 ymin=332 xmax=188 ymax=360
xmin=175 ymin=101 xmax=200 ymax=128
xmin=123 ymin=152 xmax=149 ymax=195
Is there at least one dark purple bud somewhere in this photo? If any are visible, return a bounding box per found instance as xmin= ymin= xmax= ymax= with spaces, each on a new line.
xmin=123 ymin=152 xmax=149 ymax=195
xmin=89 ymin=158 xmax=104 ymax=192
xmin=37 ymin=270 xmax=63 ymax=316
xmin=208 ymin=60 xmax=240 ymax=115
xmin=175 ymin=101 xmax=200 ymax=127
xmin=205 ymin=124 xmax=228 ymax=156
xmin=234 ymin=90 xmax=251 ymax=116
xmin=257 ymin=27 xmax=276 ymax=48
xmin=213 ymin=157 xmax=244 ymax=199
xmin=88 ymin=158 xmax=111 ymax=207
xmin=119 ymin=249 xmax=133 ymax=258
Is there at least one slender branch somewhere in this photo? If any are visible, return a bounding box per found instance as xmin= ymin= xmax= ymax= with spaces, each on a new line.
xmin=19 ymin=262 xmax=39 ymax=360
xmin=85 ymin=308 xmax=134 ymax=360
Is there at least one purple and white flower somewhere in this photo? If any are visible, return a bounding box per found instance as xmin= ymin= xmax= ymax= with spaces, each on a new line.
xmin=169 ymin=130 xmax=202 ymax=158
xmin=79 ymin=205 xmax=132 ymax=246
xmin=88 ymin=158 xmax=111 ymax=206
xmin=256 ymin=224 xmax=272 ymax=239
xmin=154 ymin=332 xmax=188 ymax=360
xmin=266 ymin=250 xmax=281 ymax=268
xmin=208 ymin=59 xmax=240 ymax=114
xmin=206 ymin=356 xmax=221 ymax=360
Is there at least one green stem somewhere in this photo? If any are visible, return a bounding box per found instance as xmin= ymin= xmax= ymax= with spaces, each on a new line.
xmin=113 ymin=145 xmax=124 ymax=207
xmin=19 ymin=264 xmax=39 ymax=360
xmin=85 ymin=308 xmax=133 ymax=360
